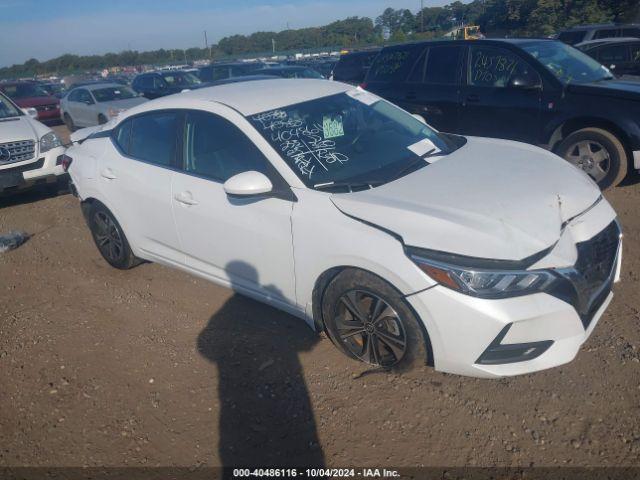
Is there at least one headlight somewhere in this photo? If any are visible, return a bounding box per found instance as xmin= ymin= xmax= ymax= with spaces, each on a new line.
xmin=39 ymin=131 xmax=62 ymax=153
xmin=406 ymin=247 xmax=556 ymax=299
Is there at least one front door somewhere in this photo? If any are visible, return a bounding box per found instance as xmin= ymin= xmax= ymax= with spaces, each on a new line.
xmin=171 ymin=109 xmax=297 ymax=307
xmin=458 ymin=45 xmax=542 ymax=143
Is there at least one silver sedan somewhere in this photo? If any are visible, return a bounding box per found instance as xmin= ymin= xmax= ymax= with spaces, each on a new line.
xmin=60 ymin=83 xmax=148 ymax=130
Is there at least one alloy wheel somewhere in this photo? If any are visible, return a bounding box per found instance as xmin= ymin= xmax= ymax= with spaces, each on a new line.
xmin=335 ymin=290 xmax=407 ymax=367
xmin=93 ymin=212 xmax=124 ymax=262
xmin=565 ymin=140 xmax=610 ymax=182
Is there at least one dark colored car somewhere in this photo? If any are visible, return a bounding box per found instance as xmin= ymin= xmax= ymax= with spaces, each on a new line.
xmin=577 ymin=38 xmax=640 ymax=78
xmin=0 ymin=82 xmax=60 ymax=124
xmin=557 ymin=23 xmax=640 ymax=46
xmin=253 ymin=65 xmax=323 ymax=79
xmin=38 ymin=82 xmax=66 ymax=99
xmin=363 ymin=38 xmax=640 ymax=189
xmin=332 ymin=49 xmax=380 ymax=85
xmin=131 ymin=70 xmax=206 ymax=99
xmin=197 ymin=62 xmax=267 ymax=82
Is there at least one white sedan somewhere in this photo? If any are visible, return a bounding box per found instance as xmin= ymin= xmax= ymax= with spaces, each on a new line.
xmin=65 ymin=79 xmax=621 ymax=378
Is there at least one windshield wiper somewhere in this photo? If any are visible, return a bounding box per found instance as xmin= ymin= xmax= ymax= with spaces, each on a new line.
xmin=390 ymin=148 xmax=442 ymax=181
xmin=313 ymin=179 xmax=385 ymax=192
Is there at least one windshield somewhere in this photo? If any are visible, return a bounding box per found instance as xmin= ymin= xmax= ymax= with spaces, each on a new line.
xmin=161 ymin=71 xmax=202 ymax=86
xmin=2 ymin=83 xmax=50 ymax=99
xmin=521 ymin=40 xmax=612 ymax=84
xmin=248 ymin=91 xmax=455 ymax=190
xmin=0 ymin=93 xmax=22 ymax=119
xmin=92 ymin=86 xmax=138 ymax=102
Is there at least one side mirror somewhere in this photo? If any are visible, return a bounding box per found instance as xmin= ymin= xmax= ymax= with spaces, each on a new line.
xmin=223 ymin=171 xmax=273 ymax=197
xmin=22 ymin=107 xmax=38 ymax=119
xmin=508 ymin=75 xmax=541 ymax=90
xmin=412 ymin=113 xmax=427 ymax=125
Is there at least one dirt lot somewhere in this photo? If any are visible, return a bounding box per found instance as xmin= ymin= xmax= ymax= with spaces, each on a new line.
xmin=1 ymin=124 xmax=639 ymax=470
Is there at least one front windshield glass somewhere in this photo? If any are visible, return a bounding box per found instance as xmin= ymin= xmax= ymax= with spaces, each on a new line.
xmin=248 ymin=91 xmax=455 ymax=190
xmin=0 ymin=93 xmax=22 ymax=119
xmin=92 ymin=86 xmax=138 ymax=102
xmin=3 ymin=83 xmax=50 ymax=99
xmin=161 ymin=72 xmax=202 ymax=86
xmin=521 ymin=40 xmax=612 ymax=84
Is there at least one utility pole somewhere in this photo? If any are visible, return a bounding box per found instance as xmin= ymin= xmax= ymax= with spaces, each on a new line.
xmin=272 ymin=38 xmax=276 ymax=54
xmin=420 ymin=0 xmax=424 ymax=32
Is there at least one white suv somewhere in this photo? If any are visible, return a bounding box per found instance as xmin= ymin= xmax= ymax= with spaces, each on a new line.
xmin=65 ymin=79 xmax=621 ymax=378
xmin=0 ymin=91 xmax=66 ymax=195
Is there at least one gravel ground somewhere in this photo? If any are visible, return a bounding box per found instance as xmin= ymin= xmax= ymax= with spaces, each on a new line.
xmin=0 ymin=124 xmax=639 ymax=469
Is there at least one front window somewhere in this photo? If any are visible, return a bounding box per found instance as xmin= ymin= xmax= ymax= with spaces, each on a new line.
xmin=0 ymin=93 xmax=22 ymax=119
xmin=160 ymin=71 xmax=202 ymax=87
xmin=248 ymin=91 xmax=458 ymax=191
xmin=91 ymin=86 xmax=138 ymax=102
xmin=521 ymin=40 xmax=613 ymax=84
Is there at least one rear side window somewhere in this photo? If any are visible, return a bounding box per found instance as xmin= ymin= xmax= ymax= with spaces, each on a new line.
xmin=368 ymin=46 xmax=422 ymax=82
xmin=598 ymin=45 xmax=630 ymax=63
xmin=212 ymin=66 xmax=230 ymax=80
xmin=128 ymin=112 xmax=178 ymax=166
xmin=182 ymin=110 xmax=271 ymax=182
xmin=594 ymin=29 xmax=619 ymax=39
xmin=113 ymin=120 xmax=132 ymax=152
xmin=622 ymin=28 xmax=640 ymax=37
xmin=468 ymin=46 xmax=537 ymax=88
xmin=424 ymin=45 xmax=463 ymax=84
xmin=557 ymin=31 xmax=586 ymax=45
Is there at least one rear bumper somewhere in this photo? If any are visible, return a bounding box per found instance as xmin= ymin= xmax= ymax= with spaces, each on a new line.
xmin=36 ymin=108 xmax=61 ymax=123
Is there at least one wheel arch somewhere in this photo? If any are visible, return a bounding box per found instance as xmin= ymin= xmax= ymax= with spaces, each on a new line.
xmin=311 ymin=265 xmax=434 ymax=367
xmin=547 ymin=116 xmax=633 ymax=165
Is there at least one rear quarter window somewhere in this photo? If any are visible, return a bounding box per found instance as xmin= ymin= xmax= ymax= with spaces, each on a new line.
xmin=368 ymin=47 xmax=422 ymax=82
xmin=558 ymin=31 xmax=586 ymax=45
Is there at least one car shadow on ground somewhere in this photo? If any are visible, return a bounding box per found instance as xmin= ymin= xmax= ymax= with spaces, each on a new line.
xmin=0 ymin=183 xmax=69 ymax=210
xmin=197 ymin=261 xmax=325 ymax=468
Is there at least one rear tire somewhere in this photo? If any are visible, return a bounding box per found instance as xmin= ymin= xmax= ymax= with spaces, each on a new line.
xmin=556 ymin=127 xmax=628 ymax=190
xmin=88 ymin=202 xmax=141 ymax=270
xmin=321 ymin=269 xmax=429 ymax=372
xmin=98 ymin=114 xmax=108 ymax=125
xmin=63 ymin=113 xmax=76 ymax=132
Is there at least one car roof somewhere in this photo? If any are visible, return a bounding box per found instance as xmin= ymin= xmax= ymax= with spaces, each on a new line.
xmin=378 ymin=38 xmax=556 ymax=51
xmin=576 ymin=37 xmax=640 ymax=48
xmin=83 ymin=82 xmax=127 ymax=91
xmin=126 ymin=78 xmax=350 ymax=116
xmin=559 ymin=23 xmax=639 ymax=32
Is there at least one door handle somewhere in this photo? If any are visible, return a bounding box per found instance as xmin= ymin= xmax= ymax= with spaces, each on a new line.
xmin=465 ymin=94 xmax=480 ymax=103
xmin=174 ymin=192 xmax=199 ymax=206
xmin=100 ymin=168 xmax=117 ymax=180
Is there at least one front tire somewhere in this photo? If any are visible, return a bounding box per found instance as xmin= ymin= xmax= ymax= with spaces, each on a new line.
xmin=63 ymin=113 xmax=76 ymax=132
xmin=88 ymin=202 xmax=141 ymax=270
xmin=321 ymin=269 xmax=429 ymax=371
xmin=98 ymin=114 xmax=108 ymax=125
xmin=556 ymin=127 xmax=628 ymax=189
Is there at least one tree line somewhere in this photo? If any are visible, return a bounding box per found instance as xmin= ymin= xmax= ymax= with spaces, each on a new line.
xmin=1 ymin=0 xmax=637 ymax=80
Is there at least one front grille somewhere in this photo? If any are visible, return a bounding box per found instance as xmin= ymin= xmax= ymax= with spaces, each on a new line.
xmin=34 ymin=104 xmax=58 ymax=112
xmin=0 ymin=157 xmax=44 ymax=174
xmin=550 ymin=221 xmax=621 ymax=329
xmin=0 ymin=139 xmax=36 ymax=164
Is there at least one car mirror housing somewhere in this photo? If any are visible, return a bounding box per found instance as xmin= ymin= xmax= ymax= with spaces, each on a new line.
xmin=223 ymin=171 xmax=273 ymax=197
xmin=22 ymin=107 xmax=38 ymax=119
xmin=411 ymin=113 xmax=427 ymax=125
xmin=508 ymin=75 xmax=541 ymax=90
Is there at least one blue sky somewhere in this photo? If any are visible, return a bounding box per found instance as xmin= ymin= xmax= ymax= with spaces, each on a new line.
xmin=0 ymin=0 xmax=448 ymax=67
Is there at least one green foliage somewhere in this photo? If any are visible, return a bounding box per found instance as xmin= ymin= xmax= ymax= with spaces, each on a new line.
xmin=1 ymin=0 xmax=638 ymax=80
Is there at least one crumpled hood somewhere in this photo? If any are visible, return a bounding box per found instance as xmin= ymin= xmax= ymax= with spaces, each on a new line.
xmin=331 ymin=136 xmax=601 ymax=261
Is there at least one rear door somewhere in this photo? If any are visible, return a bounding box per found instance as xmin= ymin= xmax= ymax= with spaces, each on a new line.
xmin=73 ymin=89 xmax=96 ymax=127
xmin=402 ymin=44 xmax=464 ymax=133
xmin=99 ymin=110 xmax=184 ymax=264
xmin=458 ymin=44 xmax=542 ymax=143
